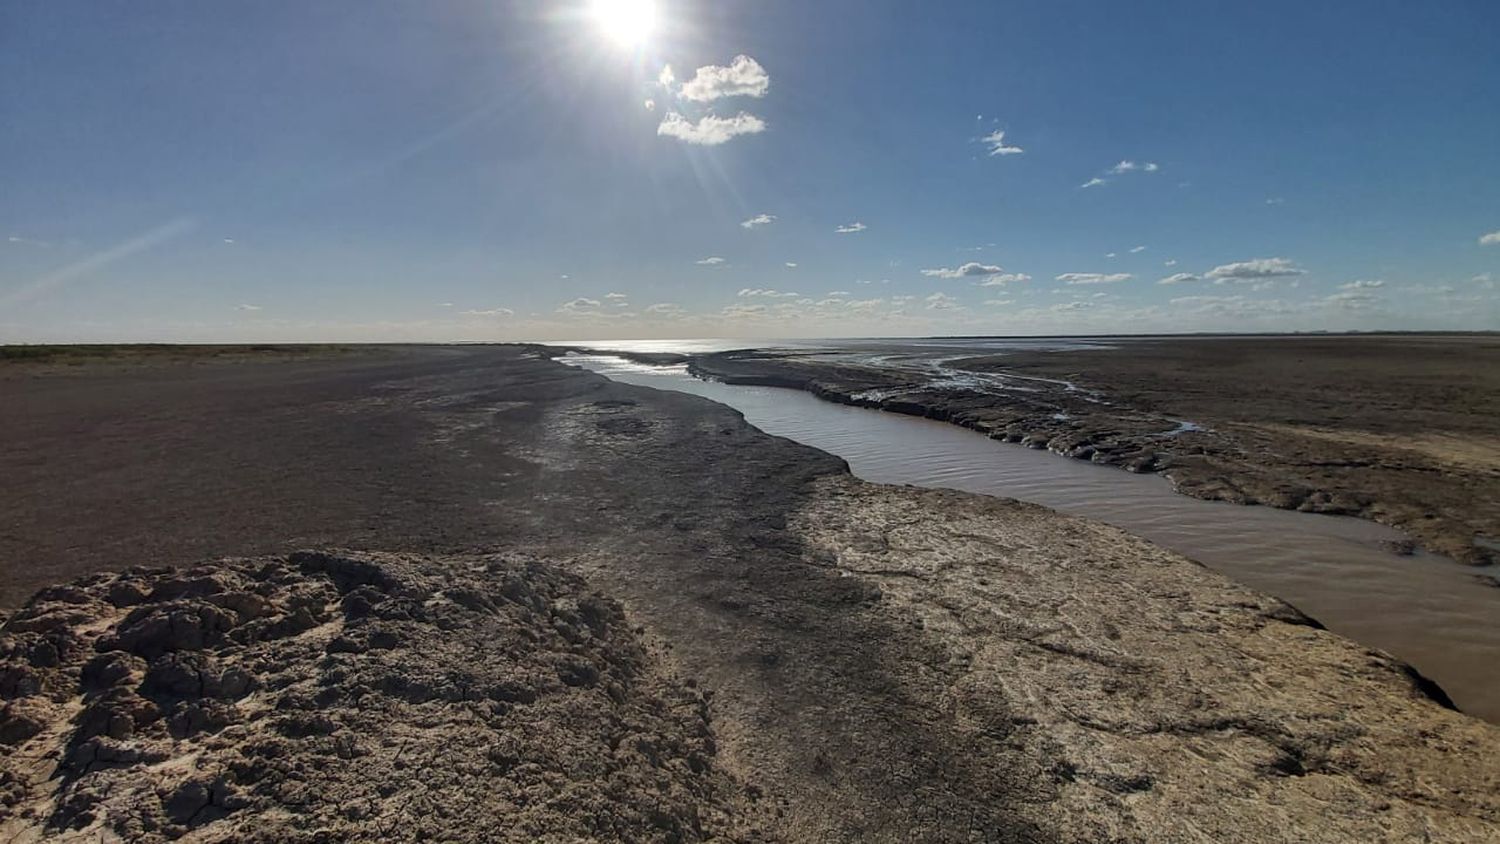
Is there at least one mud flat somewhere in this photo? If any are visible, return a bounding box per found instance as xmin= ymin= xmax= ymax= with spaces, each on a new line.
xmin=2 ymin=345 xmax=1498 ymax=841
xmin=680 ymin=334 xmax=1500 ymax=566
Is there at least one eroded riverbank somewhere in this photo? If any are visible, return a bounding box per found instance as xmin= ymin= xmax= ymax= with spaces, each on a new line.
xmin=668 ymin=335 xmax=1500 ymax=567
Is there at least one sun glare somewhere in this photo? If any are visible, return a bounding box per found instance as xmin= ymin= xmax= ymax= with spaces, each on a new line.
xmin=588 ymin=0 xmax=658 ymax=47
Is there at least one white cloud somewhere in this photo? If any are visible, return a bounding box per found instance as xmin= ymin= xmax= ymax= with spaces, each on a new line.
xmin=558 ymin=297 xmax=602 ymax=313
xmin=679 ymin=55 xmax=770 ymax=102
xmin=835 ymin=222 xmax=867 ymax=234
xmin=784 ymin=262 xmax=798 ymax=268
xmin=438 ymin=303 xmax=454 ymax=308
xmin=984 ymin=298 xmax=1013 ymax=306
xmin=657 ymin=112 xmax=766 ymax=145
xmin=1205 ymin=257 xmax=1306 ymax=282
xmin=978 ymin=273 xmax=1032 ymax=287
xmin=696 ymin=256 xmax=726 ymax=265
xmin=920 ymin=261 xmax=1005 ymax=279
xmin=1108 ymin=160 xmax=1160 ymax=174
xmin=1129 ymin=245 xmax=1147 ymax=253
xmin=738 ymin=288 xmax=800 ymax=298
xmin=741 ymin=213 xmax=776 ymax=229
xmin=979 ymin=129 xmax=1023 ymax=156
xmin=644 ymin=99 xmax=655 ymax=111
xmin=1266 ymin=197 xmax=1285 ymax=206
xmin=1080 ymin=177 xmax=1107 ymax=189
xmin=925 ymin=292 xmax=961 ymax=310
xmin=1056 ymin=272 xmax=1132 ymax=285
xmin=658 ymin=65 xmax=675 ymax=88
xmin=645 ymin=302 xmax=685 ymax=317
xmin=1157 ymin=272 xmax=1199 ymax=285
xmin=827 ymin=290 xmax=850 ymax=296
xmin=1338 ymin=279 xmax=1384 ymax=290
xmin=460 ymin=307 xmax=514 ymax=316
xmin=234 ymin=304 xmax=262 ymax=311
xmin=7 ymin=235 xmax=52 ymax=248
xmin=1164 ymin=259 xmax=1178 ymax=267
xmin=605 ymin=291 xmax=628 ymax=299
xmin=1480 ymin=230 xmax=1500 ymax=246
xmin=1105 ymin=252 xmax=1117 ymax=258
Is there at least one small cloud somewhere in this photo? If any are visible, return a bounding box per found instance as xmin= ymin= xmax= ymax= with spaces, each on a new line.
xmin=978 ymin=273 xmax=1031 ymax=287
xmin=1080 ymin=177 xmax=1107 ymax=189
xmin=460 ymin=307 xmax=515 ymax=316
xmin=784 ymin=262 xmax=798 ymax=268
xmin=1105 ymin=252 xmax=1117 ymax=258
xmin=737 ymin=288 xmax=801 ymax=298
xmin=1164 ymin=259 xmax=1178 ymax=267
xmin=827 ymin=290 xmax=850 ymax=296
xmin=741 ymin=213 xmax=776 ymax=229
xmin=1108 ymin=160 xmax=1160 ymax=175
xmin=925 ymin=292 xmax=961 ymax=310
xmin=657 ymin=112 xmax=766 ymax=145
xmin=233 ymin=303 xmax=262 ymax=311
xmin=983 ymin=298 xmax=1013 ymax=306
xmin=222 ymin=238 xmax=235 ymax=244
xmin=1338 ymin=279 xmax=1384 ymax=290
xmin=920 ymin=262 xmax=1005 ymax=279
xmin=1129 ymin=245 xmax=1147 ymax=254
xmin=1265 ymin=197 xmax=1285 ymax=205
xmin=658 ymin=65 xmax=675 ymax=88
xmin=979 ymin=129 xmax=1023 ymax=156
xmin=6 ymin=235 xmax=51 ymax=248
xmin=560 ymin=274 xmax=570 ymax=279
xmin=1056 ymin=272 xmax=1132 ymax=285
xmin=605 ymin=292 xmax=629 ymax=299
xmin=646 ymin=302 xmax=685 ymax=316
xmin=679 ymin=55 xmax=770 ymax=102
xmin=644 ymin=99 xmax=655 ymax=111
xmin=835 ymin=222 xmax=867 ymax=234
xmin=696 ymin=256 xmax=727 ymax=266
xmin=558 ymin=297 xmax=602 ymax=313
xmin=1480 ymin=230 xmax=1500 ymax=246
xmin=1205 ymin=257 xmax=1306 ymax=282
xmin=1157 ymin=272 xmax=1199 ymax=285
xmin=438 ymin=302 xmax=454 ymax=308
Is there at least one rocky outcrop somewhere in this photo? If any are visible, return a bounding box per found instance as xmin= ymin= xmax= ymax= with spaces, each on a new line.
xmin=0 ymin=551 xmax=749 ymax=842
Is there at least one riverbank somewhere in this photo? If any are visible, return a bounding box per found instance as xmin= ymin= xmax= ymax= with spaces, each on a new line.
xmin=672 ymin=334 xmax=1500 ymax=567
xmin=2 ymin=345 xmax=1497 ymax=841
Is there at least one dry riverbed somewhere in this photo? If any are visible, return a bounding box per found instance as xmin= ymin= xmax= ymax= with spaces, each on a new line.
xmin=1 ymin=344 xmax=1497 ymax=841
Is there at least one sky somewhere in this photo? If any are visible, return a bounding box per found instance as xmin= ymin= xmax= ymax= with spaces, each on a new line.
xmin=2 ymin=0 xmax=1499 ymax=342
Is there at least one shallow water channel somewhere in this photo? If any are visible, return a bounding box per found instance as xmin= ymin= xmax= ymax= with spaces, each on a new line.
xmin=568 ymin=353 xmax=1500 ymax=723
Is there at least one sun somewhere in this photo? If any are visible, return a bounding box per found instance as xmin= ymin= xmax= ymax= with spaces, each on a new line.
xmin=588 ymin=0 xmax=658 ymax=47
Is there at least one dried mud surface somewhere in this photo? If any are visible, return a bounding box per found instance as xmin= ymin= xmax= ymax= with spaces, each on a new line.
xmin=683 ymin=335 xmax=1500 ymax=566
xmin=2 ymin=345 xmax=1498 ymax=841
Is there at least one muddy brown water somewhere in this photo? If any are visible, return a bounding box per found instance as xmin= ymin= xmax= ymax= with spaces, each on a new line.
xmin=568 ymin=353 xmax=1500 ymax=723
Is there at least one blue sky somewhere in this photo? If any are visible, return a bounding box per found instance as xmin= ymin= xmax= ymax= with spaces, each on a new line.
xmin=3 ymin=0 xmax=1498 ymax=342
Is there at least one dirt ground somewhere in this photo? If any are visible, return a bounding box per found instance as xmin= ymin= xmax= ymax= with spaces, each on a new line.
xmin=2 ymin=345 xmax=1497 ymax=841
